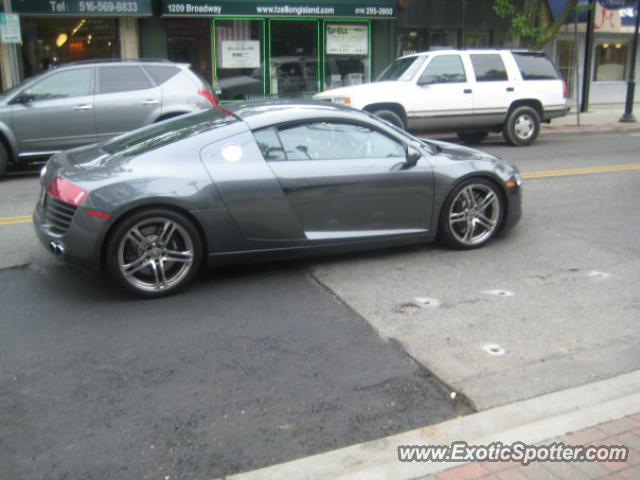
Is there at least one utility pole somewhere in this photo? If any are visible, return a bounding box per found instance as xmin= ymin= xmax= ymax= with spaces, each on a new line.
xmin=581 ymin=0 xmax=595 ymax=112
xmin=620 ymin=0 xmax=640 ymax=122
xmin=1 ymin=0 xmax=20 ymax=88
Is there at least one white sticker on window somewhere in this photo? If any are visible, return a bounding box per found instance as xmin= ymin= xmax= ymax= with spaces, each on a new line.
xmin=222 ymin=144 xmax=243 ymax=163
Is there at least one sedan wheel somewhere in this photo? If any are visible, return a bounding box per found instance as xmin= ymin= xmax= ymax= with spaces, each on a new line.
xmin=107 ymin=210 xmax=202 ymax=297
xmin=439 ymin=179 xmax=503 ymax=249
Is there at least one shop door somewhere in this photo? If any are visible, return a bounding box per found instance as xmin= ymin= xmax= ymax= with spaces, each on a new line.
xmin=269 ymin=20 xmax=319 ymax=98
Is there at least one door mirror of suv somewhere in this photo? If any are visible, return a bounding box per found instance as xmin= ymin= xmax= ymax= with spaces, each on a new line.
xmin=14 ymin=90 xmax=35 ymax=104
xmin=406 ymin=145 xmax=422 ymax=167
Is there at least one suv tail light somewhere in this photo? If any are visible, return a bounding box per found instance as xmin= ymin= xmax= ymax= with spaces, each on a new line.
xmin=562 ymin=79 xmax=568 ymax=98
xmin=198 ymin=89 xmax=218 ymax=106
xmin=47 ymin=177 xmax=88 ymax=207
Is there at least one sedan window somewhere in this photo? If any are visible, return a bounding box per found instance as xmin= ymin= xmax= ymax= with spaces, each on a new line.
xmin=254 ymin=128 xmax=286 ymax=161
xmin=278 ymin=122 xmax=405 ymax=161
xmin=29 ymin=68 xmax=92 ymax=101
xmin=98 ymin=66 xmax=152 ymax=94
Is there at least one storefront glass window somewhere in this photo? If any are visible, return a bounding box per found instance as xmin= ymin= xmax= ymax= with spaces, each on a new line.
xmin=463 ymin=32 xmax=490 ymax=48
xmin=19 ymin=18 xmax=119 ymax=78
xmin=429 ymin=30 xmax=457 ymax=49
xmin=167 ymin=19 xmax=212 ymax=85
xmin=593 ymin=42 xmax=628 ymax=82
xmin=214 ymin=19 xmax=264 ymax=101
xmin=270 ymin=20 xmax=319 ymax=97
xmin=324 ymin=23 xmax=370 ymax=90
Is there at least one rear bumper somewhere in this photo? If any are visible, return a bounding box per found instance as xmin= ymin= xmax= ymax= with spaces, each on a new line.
xmin=545 ymin=104 xmax=570 ymax=121
xmin=33 ymin=196 xmax=107 ymax=273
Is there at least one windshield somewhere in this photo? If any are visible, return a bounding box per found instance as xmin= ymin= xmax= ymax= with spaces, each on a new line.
xmin=102 ymin=108 xmax=237 ymax=156
xmin=377 ymin=56 xmax=427 ymax=82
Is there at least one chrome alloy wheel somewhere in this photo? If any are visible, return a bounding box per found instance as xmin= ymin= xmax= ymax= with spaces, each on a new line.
xmin=117 ymin=217 xmax=194 ymax=293
xmin=448 ymin=184 xmax=501 ymax=247
xmin=514 ymin=113 xmax=535 ymax=141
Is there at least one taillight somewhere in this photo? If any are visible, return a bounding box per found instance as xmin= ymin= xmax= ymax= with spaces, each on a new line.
xmin=562 ymin=79 xmax=568 ymax=98
xmin=198 ymin=89 xmax=218 ymax=106
xmin=46 ymin=177 xmax=88 ymax=207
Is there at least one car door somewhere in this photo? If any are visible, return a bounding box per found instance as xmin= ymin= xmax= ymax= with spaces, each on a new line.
xmin=93 ymin=65 xmax=162 ymax=142
xmin=261 ymin=120 xmax=435 ymax=241
xmin=409 ymin=54 xmax=474 ymax=130
xmin=468 ymin=52 xmax=515 ymax=126
xmin=11 ymin=67 xmax=96 ymax=154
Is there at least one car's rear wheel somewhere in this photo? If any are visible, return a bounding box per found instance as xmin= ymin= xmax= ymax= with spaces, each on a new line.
xmin=503 ymin=106 xmax=540 ymax=146
xmin=0 ymin=142 xmax=8 ymax=177
xmin=371 ymin=109 xmax=406 ymax=130
xmin=439 ymin=179 xmax=504 ymax=249
xmin=106 ymin=209 xmax=203 ymax=298
xmin=457 ymin=131 xmax=489 ymax=145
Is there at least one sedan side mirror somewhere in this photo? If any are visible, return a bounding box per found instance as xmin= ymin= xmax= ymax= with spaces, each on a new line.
xmin=406 ymin=145 xmax=422 ymax=167
xmin=14 ymin=89 xmax=35 ymax=104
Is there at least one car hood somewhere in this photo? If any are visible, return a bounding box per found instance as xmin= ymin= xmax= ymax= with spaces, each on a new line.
xmin=314 ymin=81 xmax=400 ymax=99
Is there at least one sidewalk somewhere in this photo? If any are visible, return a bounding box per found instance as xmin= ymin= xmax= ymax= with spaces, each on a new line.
xmin=427 ymin=414 xmax=640 ymax=480
xmin=542 ymin=103 xmax=640 ymax=133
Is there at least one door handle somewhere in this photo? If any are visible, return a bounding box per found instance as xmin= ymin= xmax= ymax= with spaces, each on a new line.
xmin=73 ymin=104 xmax=93 ymax=111
xmin=463 ymin=89 xmax=472 ymax=94
xmin=506 ymin=87 xmax=514 ymax=92
xmin=142 ymin=99 xmax=160 ymax=105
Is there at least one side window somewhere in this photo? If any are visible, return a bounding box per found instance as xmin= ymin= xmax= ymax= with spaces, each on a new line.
xmin=470 ymin=54 xmax=508 ymax=82
xmin=512 ymin=53 xmax=560 ymax=80
xmin=30 ymin=68 xmax=92 ymax=101
xmin=143 ymin=65 xmax=181 ymax=85
xmin=278 ymin=122 xmax=405 ymax=161
xmin=254 ymin=127 xmax=286 ymax=161
xmin=98 ymin=66 xmax=152 ymax=94
xmin=418 ymin=55 xmax=467 ymax=84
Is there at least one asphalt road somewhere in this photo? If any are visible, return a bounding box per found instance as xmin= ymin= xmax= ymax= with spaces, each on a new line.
xmin=0 ymin=130 xmax=639 ymax=479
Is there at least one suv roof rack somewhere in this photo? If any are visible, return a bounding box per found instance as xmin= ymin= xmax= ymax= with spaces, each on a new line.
xmin=65 ymin=58 xmax=174 ymax=66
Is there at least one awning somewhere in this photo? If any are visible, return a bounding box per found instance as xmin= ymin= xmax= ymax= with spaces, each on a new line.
xmin=161 ymin=0 xmax=396 ymax=18
xmin=11 ymin=0 xmax=154 ymax=16
xmin=547 ymin=0 xmax=637 ymax=27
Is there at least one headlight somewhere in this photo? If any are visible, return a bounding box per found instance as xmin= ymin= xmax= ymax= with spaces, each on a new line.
xmin=332 ymin=96 xmax=351 ymax=106
xmin=513 ymin=170 xmax=522 ymax=186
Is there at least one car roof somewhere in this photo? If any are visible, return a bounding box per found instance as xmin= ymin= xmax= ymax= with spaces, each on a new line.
xmin=227 ymin=100 xmax=378 ymax=130
xmin=398 ymin=48 xmax=544 ymax=60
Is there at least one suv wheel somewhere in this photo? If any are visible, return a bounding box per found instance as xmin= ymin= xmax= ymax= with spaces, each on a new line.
xmin=372 ymin=109 xmax=406 ymax=130
xmin=0 ymin=142 xmax=8 ymax=177
xmin=457 ymin=131 xmax=489 ymax=145
xmin=503 ymin=106 xmax=540 ymax=146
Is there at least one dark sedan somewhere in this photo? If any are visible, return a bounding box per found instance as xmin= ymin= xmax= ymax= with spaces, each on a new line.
xmin=34 ymin=102 xmax=522 ymax=297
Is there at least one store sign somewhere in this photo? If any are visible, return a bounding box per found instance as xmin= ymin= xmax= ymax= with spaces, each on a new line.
xmin=161 ymin=1 xmax=395 ymax=18
xmin=326 ymin=24 xmax=368 ymax=55
xmin=0 ymin=14 xmax=22 ymax=44
xmin=221 ymin=40 xmax=261 ymax=69
xmin=10 ymin=0 xmax=153 ymax=15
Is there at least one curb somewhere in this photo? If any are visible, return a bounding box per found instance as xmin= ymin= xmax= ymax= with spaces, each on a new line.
xmin=224 ymin=370 xmax=640 ymax=480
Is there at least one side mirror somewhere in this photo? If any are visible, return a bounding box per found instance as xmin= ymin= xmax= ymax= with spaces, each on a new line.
xmin=14 ymin=89 xmax=35 ymax=104
xmin=417 ymin=78 xmax=434 ymax=86
xmin=406 ymin=145 xmax=422 ymax=167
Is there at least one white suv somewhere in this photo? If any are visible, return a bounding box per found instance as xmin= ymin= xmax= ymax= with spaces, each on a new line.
xmin=314 ymin=50 xmax=569 ymax=146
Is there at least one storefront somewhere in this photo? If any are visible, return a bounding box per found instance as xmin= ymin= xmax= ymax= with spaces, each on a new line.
xmin=547 ymin=0 xmax=639 ymax=105
xmin=6 ymin=0 xmax=152 ymax=80
xmin=139 ymin=0 xmax=396 ymax=101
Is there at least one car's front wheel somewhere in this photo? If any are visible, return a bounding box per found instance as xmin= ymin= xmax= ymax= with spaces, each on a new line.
xmin=106 ymin=209 xmax=203 ymax=297
xmin=503 ymin=106 xmax=540 ymax=146
xmin=439 ymin=179 xmax=504 ymax=249
xmin=371 ymin=109 xmax=406 ymax=130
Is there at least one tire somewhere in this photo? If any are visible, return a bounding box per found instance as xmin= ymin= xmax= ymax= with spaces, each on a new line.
xmin=457 ymin=131 xmax=489 ymax=145
xmin=0 ymin=142 xmax=8 ymax=177
xmin=106 ymin=208 xmax=203 ymax=298
xmin=438 ymin=178 xmax=504 ymax=250
xmin=371 ymin=109 xmax=406 ymax=130
xmin=502 ymin=105 xmax=540 ymax=146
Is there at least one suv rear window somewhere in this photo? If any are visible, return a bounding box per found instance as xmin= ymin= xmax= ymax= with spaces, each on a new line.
xmin=143 ymin=65 xmax=180 ymax=85
xmin=512 ymin=52 xmax=560 ymax=80
xmin=470 ymin=54 xmax=508 ymax=82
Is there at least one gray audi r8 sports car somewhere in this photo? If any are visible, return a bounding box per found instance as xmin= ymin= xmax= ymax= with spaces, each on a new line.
xmin=34 ymin=102 xmax=522 ymax=297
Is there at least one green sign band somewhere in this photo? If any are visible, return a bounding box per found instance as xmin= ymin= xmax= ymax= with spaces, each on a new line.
xmin=162 ymin=0 xmax=395 ymax=18
xmin=11 ymin=0 xmax=154 ymax=16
